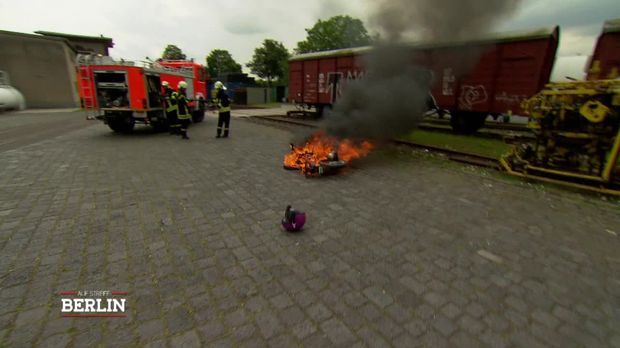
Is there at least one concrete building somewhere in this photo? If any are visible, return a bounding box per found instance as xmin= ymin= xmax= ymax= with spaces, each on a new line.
xmin=0 ymin=30 xmax=113 ymax=109
xmin=35 ymin=31 xmax=114 ymax=56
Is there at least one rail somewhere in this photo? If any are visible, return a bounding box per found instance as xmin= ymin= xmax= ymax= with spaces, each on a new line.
xmin=249 ymin=115 xmax=500 ymax=170
xmin=249 ymin=115 xmax=620 ymax=196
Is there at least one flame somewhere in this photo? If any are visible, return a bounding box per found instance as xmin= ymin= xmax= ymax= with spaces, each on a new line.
xmin=284 ymin=132 xmax=374 ymax=175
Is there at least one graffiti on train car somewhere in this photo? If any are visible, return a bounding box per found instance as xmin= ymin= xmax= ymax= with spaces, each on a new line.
xmin=459 ymin=85 xmax=488 ymax=110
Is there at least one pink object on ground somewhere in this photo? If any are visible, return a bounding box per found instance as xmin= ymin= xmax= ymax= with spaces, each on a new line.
xmin=282 ymin=206 xmax=306 ymax=232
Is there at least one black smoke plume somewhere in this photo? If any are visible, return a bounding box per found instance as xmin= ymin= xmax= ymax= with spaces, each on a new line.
xmin=318 ymin=0 xmax=523 ymax=140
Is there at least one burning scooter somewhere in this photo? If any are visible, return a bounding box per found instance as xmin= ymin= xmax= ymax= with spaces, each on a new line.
xmin=283 ymin=132 xmax=374 ymax=177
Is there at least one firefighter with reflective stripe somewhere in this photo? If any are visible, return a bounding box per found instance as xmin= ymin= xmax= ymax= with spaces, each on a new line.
xmin=177 ymin=81 xmax=191 ymax=140
xmin=213 ymin=81 xmax=231 ymax=138
xmin=162 ymin=81 xmax=179 ymax=135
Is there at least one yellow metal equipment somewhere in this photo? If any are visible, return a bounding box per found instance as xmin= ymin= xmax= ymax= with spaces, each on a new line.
xmin=501 ymin=79 xmax=620 ymax=195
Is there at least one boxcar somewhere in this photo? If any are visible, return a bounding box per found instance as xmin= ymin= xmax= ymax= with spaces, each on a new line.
xmin=587 ymin=18 xmax=620 ymax=80
xmin=288 ymin=26 xmax=559 ymax=133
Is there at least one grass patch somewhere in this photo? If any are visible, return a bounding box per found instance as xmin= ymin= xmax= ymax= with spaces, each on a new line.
xmin=400 ymin=130 xmax=512 ymax=158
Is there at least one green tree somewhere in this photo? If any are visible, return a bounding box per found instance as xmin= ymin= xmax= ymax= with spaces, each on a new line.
xmin=206 ymin=49 xmax=242 ymax=78
xmin=295 ymin=15 xmax=371 ymax=54
xmin=161 ymin=44 xmax=186 ymax=60
xmin=247 ymin=39 xmax=290 ymax=87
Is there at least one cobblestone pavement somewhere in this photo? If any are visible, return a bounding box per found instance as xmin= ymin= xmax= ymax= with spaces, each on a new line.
xmin=0 ymin=110 xmax=92 ymax=152
xmin=0 ymin=113 xmax=619 ymax=347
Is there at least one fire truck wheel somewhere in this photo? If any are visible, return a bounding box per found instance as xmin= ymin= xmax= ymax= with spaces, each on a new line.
xmin=192 ymin=110 xmax=205 ymax=123
xmin=151 ymin=121 xmax=168 ymax=132
xmin=107 ymin=115 xmax=135 ymax=133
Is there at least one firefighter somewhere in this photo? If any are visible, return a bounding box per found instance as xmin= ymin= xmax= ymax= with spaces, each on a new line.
xmin=161 ymin=81 xmax=180 ymax=135
xmin=213 ymin=81 xmax=231 ymax=138
xmin=177 ymin=81 xmax=191 ymax=140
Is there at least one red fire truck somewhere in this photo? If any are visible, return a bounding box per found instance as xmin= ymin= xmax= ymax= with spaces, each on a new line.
xmin=158 ymin=59 xmax=209 ymax=99
xmin=77 ymin=55 xmax=208 ymax=133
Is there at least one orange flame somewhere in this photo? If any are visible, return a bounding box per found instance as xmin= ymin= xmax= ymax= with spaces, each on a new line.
xmin=284 ymin=132 xmax=374 ymax=175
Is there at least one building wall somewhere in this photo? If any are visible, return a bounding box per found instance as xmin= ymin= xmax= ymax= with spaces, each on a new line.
xmin=0 ymin=32 xmax=80 ymax=108
xmin=69 ymin=40 xmax=109 ymax=55
xmin=246 ymin=87 xmax=274 ymax=105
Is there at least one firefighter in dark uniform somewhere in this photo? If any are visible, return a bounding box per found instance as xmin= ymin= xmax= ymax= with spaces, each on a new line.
xmin=213 ymin=81 xmax=231 ymax=138
xmin=162 ymin=81 xmax=179 ymax=134
xmin=176 ymin=81 xmax=191 ymax=139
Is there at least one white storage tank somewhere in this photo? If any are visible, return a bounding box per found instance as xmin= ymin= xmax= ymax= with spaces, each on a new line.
xmin=0 ymin=71 xmax=26 ymax=111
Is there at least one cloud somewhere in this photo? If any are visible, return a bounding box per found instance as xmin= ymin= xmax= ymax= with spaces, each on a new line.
xmin=223 ymin=20 xmax=268 ymax=35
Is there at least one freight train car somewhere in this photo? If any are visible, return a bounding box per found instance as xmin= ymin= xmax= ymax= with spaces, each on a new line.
xmin=587 ymin=18 xmax=620 ymax=80
xmin=289 ymin=26 xmax=559 ymax=133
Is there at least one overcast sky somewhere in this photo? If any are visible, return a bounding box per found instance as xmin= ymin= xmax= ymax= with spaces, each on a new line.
xmin=1 ymin=0 xmax=618 ymax=79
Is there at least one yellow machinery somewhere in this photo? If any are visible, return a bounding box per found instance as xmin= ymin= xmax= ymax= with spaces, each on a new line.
xmin=501 ymin=79 xmax=620 ymax=195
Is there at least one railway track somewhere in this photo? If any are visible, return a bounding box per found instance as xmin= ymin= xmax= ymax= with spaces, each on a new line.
xmin=425 ymin=118 xmax=529 ymax=132
xmin=279 ymin=112 xmax=533 ymax=140
xmin=249 ymin=115 xmax=620 ymax=197
xmin=249 ymin=115 xmax=500 ymax=170
xmin=418 ymin=119 xmax=533 ymax=140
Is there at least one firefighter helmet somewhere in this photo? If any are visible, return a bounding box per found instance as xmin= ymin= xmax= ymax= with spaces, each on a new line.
xmin=162 ymin=81 xmax=169 ymax=87
xmin=281 ymin=205 xmax=306 ymax=232
xmin=214 ymin=81 xmax=224 ymax=90
xmin=178 ymin=81 xmax=188 ymax=89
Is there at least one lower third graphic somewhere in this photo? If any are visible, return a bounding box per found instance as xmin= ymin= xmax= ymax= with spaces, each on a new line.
xmin=60 ymin=290 xmax=128 ymax=317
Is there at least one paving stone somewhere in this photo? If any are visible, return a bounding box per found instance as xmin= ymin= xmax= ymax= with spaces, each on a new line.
xmin=375 ymin=316 xmax=404 ymax=339
xmin=510 ymin=331 xmax=547 ymax=348
xmin=424 ymin=292 xmax=447 ymax=308
xmin=465 ymin=303 xmax=485 ymax=318
xmin=138 ymin=319 xmax=165 ymax=342
xmin=231 ymin=323 xmax=256 ymax=341
xmin=38 ymin=334 xmax=71 ymax=348
xmin=256 ymin=311 xmax=283 ymax=339
xmin=291 ymin=319 xmax=317 ymax=340
xmin=400 ymin=276 xmax=426 ymax=295
xmin=0 ymin=115 xmax=619 ymax=347
xmin=531 ymin=308 xmax=560 ymax=329
xmin=167 ymin=306 xmax=194 ymax=334
xmin=278 ymin=306 xmax=305 ymax=327
xmin=432 ymin=315 xmax=456 ymax=337
xmin=170 ymin=330 xmax=201 ymax=347
xmin=198 ymin=320 xmax=225 ymax=341
xmin=363 ymin=286 xmax=394 ymax=308
xmin=609 ymin=335 xmax=620 ymax=348
xmin=302 ymin=332 xmax=332 ymax=347
xmin=558 ymin=324 xmax=604 ymax=347
xmin=269 ymin=292 xmax=293 ymax=310
xmin=306 ymin=302 xmax=332 ymax=322
xmin=386 ymin=303 xmax=412 ymax=324
xmin=357 ymin=326 xmax=391 ymax=348
xmin=552 ymin=305 xmax=581 ymax=326
xmin=441 ymin=303 xmax=461 ymax=319
xmin=14 ymin=306 xmax=47 ymax=327
xmin=320 ymin=318 xmax=356 ymax=345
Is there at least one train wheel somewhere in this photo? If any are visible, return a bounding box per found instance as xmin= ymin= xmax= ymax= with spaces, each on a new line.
xmin=450 ymin=112 xmax=487 ymax=134
xmin=315 ymin=105 xmax=325 ymax=117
